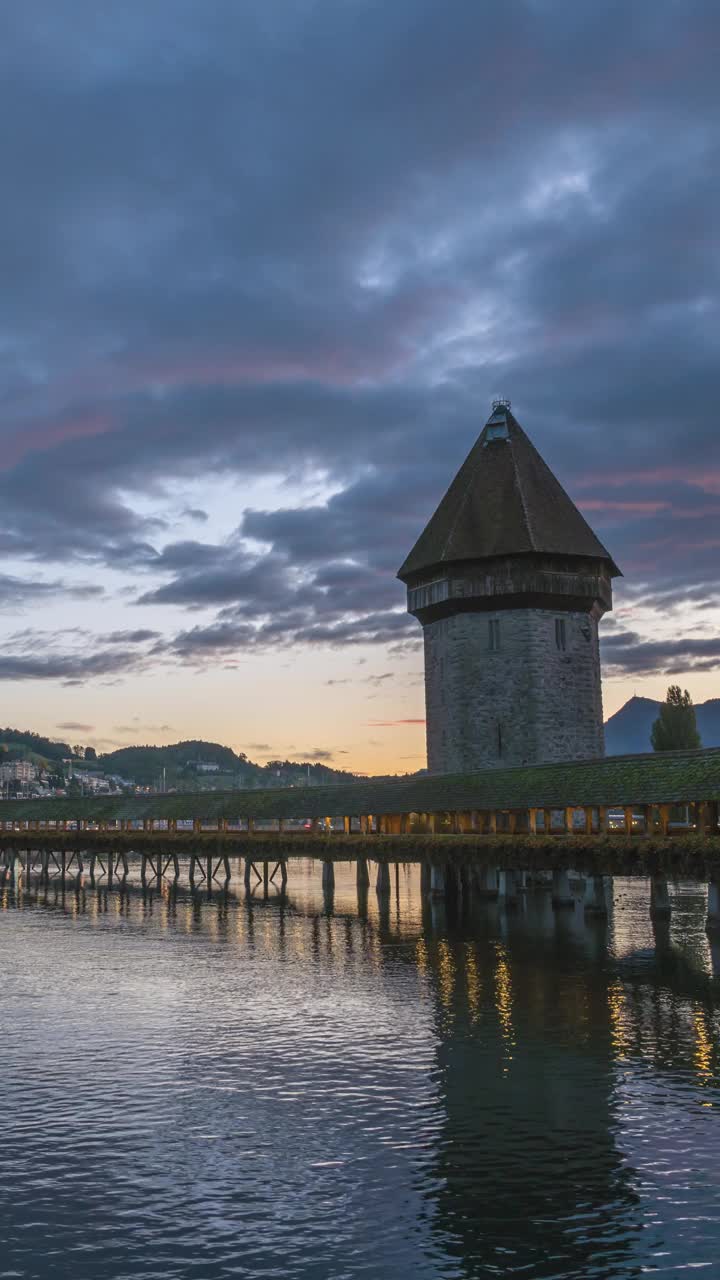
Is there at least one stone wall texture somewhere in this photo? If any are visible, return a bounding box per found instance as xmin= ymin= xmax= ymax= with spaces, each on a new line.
xmin=423 ymin=607 xmax=605 ymax=773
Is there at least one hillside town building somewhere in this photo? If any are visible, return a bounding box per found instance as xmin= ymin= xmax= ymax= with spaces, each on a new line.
xmin=398 ymin=401 xmax=620 ymax=772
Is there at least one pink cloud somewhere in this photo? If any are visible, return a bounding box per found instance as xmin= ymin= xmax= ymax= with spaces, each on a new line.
xmin=367 ymin=718 xmax=426 ymax=727
xmin=576 ymin=467 xmax=720 ymax=496
xmin=579 ymin=498 xmax=670 ymax=514
xmin=0 ymin=411 xmax=112 ymax=472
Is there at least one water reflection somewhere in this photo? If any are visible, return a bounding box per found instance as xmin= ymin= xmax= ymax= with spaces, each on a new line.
xmin=1 ymin=861 xmax=719 ymax=1279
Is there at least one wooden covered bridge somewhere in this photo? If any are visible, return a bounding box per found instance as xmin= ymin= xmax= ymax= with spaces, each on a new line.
xmin=2 ymin=746 xmax=719 ymax=840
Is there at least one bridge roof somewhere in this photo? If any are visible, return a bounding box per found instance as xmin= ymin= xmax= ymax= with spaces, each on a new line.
xmin=2 ymin=747 xmax=720 ymax=823
xmin=398 ymin=403 xmax=620 ymax=581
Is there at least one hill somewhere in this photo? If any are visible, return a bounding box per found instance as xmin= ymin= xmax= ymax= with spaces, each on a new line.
xmin=0 ymin=728 xmax=72 ymax=764
xmin=604 ymin=696 xmax=720 ymax=755
xmin=99 ymin=740 xmax=361 ymax=789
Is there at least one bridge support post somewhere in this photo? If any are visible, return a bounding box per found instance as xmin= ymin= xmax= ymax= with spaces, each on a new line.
xmin=503 ymin=868 xmax=524 ymax=906
xmin=706 ymin=880 xmax=720 ymax=932
xmin=650 ymin=877 xmax=672 ymax=917
xmin=474 ymin=865 xmax=499 ymax=899
xmin=583 ymin=874 xmax=608 ymax=916
xmin=420 ymin=860 xmax=431 ymax=896
xmin=430 ymin=864 xmax=445 ymax=897
xmin=551 ymin=868 xmax=574 ymax=908
xmin=376 ymin=861 xmax=390 ymax=895
xmin=699 ymin=802 xmax=718 ymax=835
xmin=321 ymin=860 xmax=334 ymax=912
xmin=356 ymin=857 xmax=369 ymax=888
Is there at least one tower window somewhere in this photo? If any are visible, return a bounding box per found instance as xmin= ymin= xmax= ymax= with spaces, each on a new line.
xmin=488 ymin=618 xmax=501 ymax=651
xmin=497 ymin=722 xmax=503 ymax=758
xmin=408 ymin=579 xmax=449 ymax=611
xmin=555 ymin=618 xmax=567 ymax=651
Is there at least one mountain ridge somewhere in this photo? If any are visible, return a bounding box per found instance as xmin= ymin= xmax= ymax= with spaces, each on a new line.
xmin=604 ymin=696 xmax=720 ymax=756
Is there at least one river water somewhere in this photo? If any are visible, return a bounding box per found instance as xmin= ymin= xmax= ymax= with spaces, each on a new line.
xmin=1 ymin=859 xmax=719 ymax=1279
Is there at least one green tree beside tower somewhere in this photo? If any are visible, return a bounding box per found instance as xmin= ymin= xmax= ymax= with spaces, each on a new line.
xmin=651 ymin=686 xmax=702 ymax=751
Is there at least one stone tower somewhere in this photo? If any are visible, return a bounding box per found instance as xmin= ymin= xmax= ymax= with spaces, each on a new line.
xmin=398 ymin=401 xmax=620 ymax=773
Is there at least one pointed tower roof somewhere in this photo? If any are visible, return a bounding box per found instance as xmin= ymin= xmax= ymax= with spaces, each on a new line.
xmin=398 ymin=401 xmax=621 ymax=580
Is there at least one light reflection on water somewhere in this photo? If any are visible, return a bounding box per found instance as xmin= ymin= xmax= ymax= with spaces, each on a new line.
xmin=0 ymin=860 xmax=719 ymax=1279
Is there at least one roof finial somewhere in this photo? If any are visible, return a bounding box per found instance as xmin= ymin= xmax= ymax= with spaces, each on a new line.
xmin=492 ymin=396 xmax=511 ymax=411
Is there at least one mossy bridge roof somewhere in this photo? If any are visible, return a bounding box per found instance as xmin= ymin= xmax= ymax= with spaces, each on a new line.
xmin=3 ymin=748 xmax=720 ymax=824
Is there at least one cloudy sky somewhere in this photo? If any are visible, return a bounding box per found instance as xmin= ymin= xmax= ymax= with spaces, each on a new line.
xmin=0 ymin=0 xmax=718 ymax=772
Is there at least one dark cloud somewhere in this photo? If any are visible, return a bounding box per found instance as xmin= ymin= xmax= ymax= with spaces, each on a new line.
xmin=601 ymin=630 xmax=720 ymax=678
xmin=0 ymin=650 xmax=144 ymax=683
xmin=56 ymin=721 xmax=95 ymax=732
xmin=0 ymin=0 xmax=717 ymax=678
xmin=100 ymin=629 xmax=161 ymax=644
xmin=0 ymin=574 xmax=103 ymax=608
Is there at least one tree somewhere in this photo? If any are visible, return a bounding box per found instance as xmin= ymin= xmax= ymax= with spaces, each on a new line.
xmin=84 ymin=746 xmax=97 ymax=762
xmin=651 ymin=686 xmax=701 ymax=752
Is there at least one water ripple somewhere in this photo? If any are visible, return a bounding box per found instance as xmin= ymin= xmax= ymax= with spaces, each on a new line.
xmin=0 ymin=865 xmax=719 ymax=1278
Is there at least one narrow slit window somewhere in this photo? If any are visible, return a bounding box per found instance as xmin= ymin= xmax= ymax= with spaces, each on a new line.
xmin=497 ymin=722 xmax=502 ymax=758
xmin=488 ymin=618 xmax=501 ymax=651
xmin=555 ymin=618 xmax=567 ymax=651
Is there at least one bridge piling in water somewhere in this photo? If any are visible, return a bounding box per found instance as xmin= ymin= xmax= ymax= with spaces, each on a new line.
xmin=376 ymin=861 xmax=390 ymax=896
xmin=650 ymin=877 xmax=672 ymax=917
xmin=430 ymin=865 xmax=445 ymax=898
xmin=551 ymin=869 xmax=574 ymax=908
xmin=707 ymin=881 xmax=720 ymax=933
xmin=583 ymin=875 xmax=608 ymax=916
xmin=473 ymin=865 xmax=499 ymax=899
